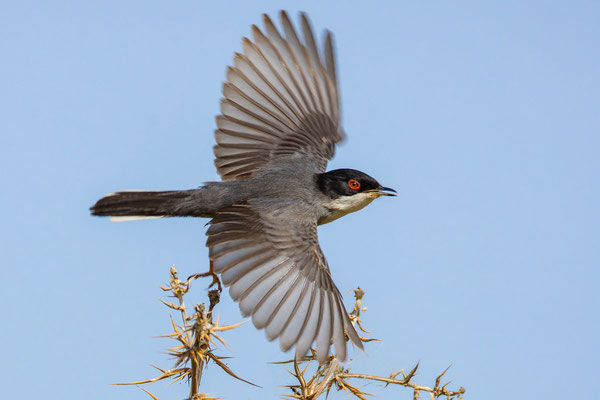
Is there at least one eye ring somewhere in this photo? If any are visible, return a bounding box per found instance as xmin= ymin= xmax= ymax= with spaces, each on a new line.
xmin=348 ymin=179 xmax=360 ymax=190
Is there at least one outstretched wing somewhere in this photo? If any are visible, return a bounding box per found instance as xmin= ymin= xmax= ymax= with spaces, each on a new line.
xmin=206 ymin=202 xmax=362 ymax=362
xmin=214 ymin=11 xmax=345 ymax=181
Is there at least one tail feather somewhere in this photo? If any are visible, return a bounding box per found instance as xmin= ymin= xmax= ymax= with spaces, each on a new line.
xmin=90 ymin=190 xmax=192 ymax=219
xmin=109 ymin=215 xmax=163 ymax=222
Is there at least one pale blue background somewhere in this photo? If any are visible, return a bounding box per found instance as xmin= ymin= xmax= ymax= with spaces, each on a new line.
xmin=1 ymin=1 xmax=598 ymax=399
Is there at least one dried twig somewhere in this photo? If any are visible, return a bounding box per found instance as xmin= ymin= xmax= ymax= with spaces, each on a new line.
xmin=281 ymin=288 xmax=465 ymax=399
xmin=114 ymin=266 xmax=257 ymax=399
xmin=113 ymin=267 xmax=464 ymax=399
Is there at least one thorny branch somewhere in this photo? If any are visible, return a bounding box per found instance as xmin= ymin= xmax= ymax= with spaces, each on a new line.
xmin=114 ymin=266 xmax=256 ymax=400
xmin=113 ymin=269 xmax=465 ymax=399
xmin=280 ymin=287 xmax=465 ymax=400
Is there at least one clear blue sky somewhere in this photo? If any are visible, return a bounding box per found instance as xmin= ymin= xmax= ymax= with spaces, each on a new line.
xmin=1 ymin=1 xmax=598 ymax=399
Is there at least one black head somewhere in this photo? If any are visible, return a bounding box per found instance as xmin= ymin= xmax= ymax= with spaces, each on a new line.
xmin=316 ymin=168 xmax=396 ymax=199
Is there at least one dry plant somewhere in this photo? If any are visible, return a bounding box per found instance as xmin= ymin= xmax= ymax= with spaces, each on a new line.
xmin=114 ymin=269 xmax=466 ymax=400
xmin=278 ymin=288 xmax=466 ymax=400
xmin=114 ymin=266 xmax=258 ymax=400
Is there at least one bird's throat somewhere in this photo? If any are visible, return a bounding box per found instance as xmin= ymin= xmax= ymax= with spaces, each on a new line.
xmin=318 ymin=192 xmax=377 ymax=225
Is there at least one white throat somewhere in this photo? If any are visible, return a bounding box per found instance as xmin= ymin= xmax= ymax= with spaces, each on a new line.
xmin=319 ymin=192 xmax=377 ymax=225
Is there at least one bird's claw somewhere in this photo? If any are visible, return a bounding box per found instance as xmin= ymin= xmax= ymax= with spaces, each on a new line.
xmin=188 ymin=260 xmax=222 ymax=292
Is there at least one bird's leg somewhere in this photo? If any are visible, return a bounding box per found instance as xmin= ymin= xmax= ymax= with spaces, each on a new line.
xmin=188 ymin=260 xmax=222 ymax=292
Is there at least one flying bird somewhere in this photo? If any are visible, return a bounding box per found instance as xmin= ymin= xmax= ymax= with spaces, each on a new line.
xmin=91 ymin=11 xmax=395 ymax=363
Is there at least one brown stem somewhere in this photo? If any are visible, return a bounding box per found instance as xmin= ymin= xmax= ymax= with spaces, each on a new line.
xmin=338 ymin=373 xmax=465 ymax=398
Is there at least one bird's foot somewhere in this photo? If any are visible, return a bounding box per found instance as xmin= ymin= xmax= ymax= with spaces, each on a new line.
xmin=188 ymin=260 xmax=222 ymax=292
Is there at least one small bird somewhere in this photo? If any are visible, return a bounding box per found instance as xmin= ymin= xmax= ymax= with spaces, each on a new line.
xmin=91 ymin=11 xmax=395 ymax=363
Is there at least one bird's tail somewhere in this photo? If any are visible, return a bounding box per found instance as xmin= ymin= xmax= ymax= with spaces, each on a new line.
xmin=90 ymin=190 xmax=194 ymax=221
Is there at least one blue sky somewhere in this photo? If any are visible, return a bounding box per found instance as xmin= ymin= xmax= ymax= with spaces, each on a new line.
xmin=1 ymin=1 xmax=598 ymax=399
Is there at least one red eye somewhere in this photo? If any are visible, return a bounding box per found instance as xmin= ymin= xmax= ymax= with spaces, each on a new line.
xmin=348 ymin=179 xmax=360 ymax=190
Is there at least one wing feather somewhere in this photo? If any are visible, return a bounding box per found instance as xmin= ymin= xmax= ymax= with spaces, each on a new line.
xmin=238 ymin=258 xmax=293 ymax=315
xmin=263 ymin=14 xmax=312 ymax=114
xmin=251 ymin=26 xmax=305 ymax=120
xmin=315 ymin=288 xmax=333 ymax=363
xmin=221 ymin=252 xmax=273 ymax=287
xmin=294 ymin=285 xmax=322 ymax=359
xmin=252 ymin=266 xmax=301 ymax=329
xmin=330 ymin=291 xmax=347 ymax=362
xmin=214 ymin=11 xmax=343 ymax=181
xmin=206 ymin=202 xmax=362 ymax=362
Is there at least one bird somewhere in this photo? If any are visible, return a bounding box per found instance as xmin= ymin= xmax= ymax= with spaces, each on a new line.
xmin=91 ymin=10 xmax=396 ymax=364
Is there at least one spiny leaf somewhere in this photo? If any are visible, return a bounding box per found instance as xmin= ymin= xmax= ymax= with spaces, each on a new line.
xmin=138 ymin=385 xmax=159 ymax=400
xmin=213 ymin=320 xmax=247 ymax=332
xmin=206 ymin=352 xmax=261 ymax=388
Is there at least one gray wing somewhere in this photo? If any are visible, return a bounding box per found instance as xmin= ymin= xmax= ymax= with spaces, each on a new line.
xmin=214 ymin=11 xmax=345 ymax=181
xmin=206 ymin=202 xmax=362 ymax=362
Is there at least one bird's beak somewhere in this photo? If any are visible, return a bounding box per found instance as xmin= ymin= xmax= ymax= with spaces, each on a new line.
xmin=368 ymin=186 xmax=397 ymax=197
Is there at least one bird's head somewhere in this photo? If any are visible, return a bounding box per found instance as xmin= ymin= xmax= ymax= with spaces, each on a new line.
xmin=316 ymin=168 xmax=396 ymax=224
